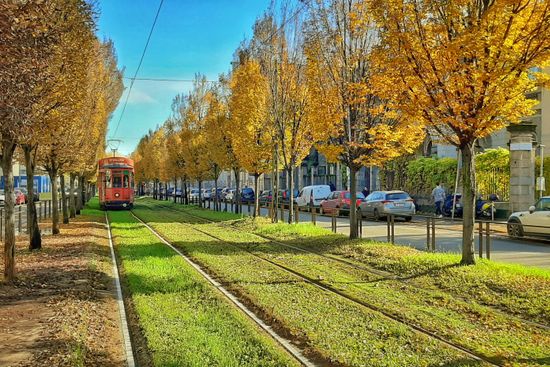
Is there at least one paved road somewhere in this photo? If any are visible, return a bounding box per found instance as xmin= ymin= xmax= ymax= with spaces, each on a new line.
xmin=239 ymin=205 xmax=550 ymax=269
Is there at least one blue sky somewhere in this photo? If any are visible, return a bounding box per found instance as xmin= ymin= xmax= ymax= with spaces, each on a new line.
xmin=96 ymin=0 xmax=272 ymax=155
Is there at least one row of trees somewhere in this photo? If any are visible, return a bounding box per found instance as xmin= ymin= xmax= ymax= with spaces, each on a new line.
xmin=1 ymin=0 xmax=124 ymax=281
xmin=135 ymin=0 xmax=550 ymax=265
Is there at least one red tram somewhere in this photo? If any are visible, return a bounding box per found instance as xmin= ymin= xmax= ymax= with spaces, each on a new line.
xmin=98 ymin=157 xmax=134 ymax=210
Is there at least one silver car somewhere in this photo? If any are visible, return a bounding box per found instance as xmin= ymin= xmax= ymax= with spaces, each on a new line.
xmin=359 ymin=190 xmax=415 ymax=221
xmin=507 ymin=196 xmax=550 ymax=237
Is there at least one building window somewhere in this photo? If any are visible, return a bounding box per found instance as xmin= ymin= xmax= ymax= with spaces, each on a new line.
xmin=526 ymin=92 xmax=541 ymax=101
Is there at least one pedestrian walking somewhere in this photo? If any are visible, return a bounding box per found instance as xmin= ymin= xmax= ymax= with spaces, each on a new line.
xmin=362 ymin=186 xmax=369 ymax=198
xmin=329 ymin=181 xmax=336 ymax=192
xmin=431 ymin=182 xmax=445 ymax=217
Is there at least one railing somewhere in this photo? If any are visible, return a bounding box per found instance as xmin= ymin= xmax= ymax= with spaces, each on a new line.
xmin=0 ymin=198 xmax=72 ymax=241
xmin=165 ymin=195 xmax=549 ymax=261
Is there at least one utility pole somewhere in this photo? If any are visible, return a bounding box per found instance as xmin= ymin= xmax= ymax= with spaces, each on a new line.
xmin=539 ymin=144 xmax=545 ymax=199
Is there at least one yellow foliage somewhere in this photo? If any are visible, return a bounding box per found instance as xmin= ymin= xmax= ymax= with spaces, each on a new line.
xmin=229 ymin=60 xmax=273 ymax=175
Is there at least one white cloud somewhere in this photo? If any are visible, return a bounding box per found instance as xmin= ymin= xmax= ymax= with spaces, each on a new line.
xmin=127 ymin=88 xmax=157 ymax=104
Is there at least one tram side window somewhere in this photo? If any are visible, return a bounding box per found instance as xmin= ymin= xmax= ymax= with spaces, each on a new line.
xmin=123 ymin=174 xmax=129 ymax=188
xmin=105 ymin=170 xmax=111 ymax=188
xmin=113 ymin=176 xmax=122 ymax=188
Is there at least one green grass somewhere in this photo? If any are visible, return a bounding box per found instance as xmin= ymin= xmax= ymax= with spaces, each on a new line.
xmin=134 ymin=199 xmax=550 ymax=366
xmin=132 ymin=202 xmax=491 ymax=367
xmin=107 ymin=209 xmax=298 ymax=367
xmin=155 ymin=199 xmax=550 ymax=326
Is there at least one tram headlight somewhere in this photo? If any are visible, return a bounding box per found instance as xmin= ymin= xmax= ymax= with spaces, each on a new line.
xmin=115 ymin=192 xmax=120 ymax=198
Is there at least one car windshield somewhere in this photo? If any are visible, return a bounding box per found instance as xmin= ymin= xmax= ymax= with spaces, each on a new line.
xmin=535 ymin=198 xmax=550 ymax=211
xmin=386 ymin=192 xmax=410 ymax=200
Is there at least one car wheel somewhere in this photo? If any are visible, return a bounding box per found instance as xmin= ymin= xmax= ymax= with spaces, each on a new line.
xmin=374 ymin=209 xmax=380 ymax=221
xmin=404 ymin=216 xmax=412 ymax=222
xmin=507 ymin=219 xmax=524 ymax=238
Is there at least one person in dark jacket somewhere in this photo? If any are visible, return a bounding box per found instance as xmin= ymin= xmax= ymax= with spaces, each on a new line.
xmin=362 ymin=187 xmax=369 ymax=198
xmin=329 ymin=182 xmax=336 ymax=191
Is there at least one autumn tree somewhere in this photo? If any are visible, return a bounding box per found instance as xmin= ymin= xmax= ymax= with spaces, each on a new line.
xmin=0 ymin=1 xmax=58 ymax=278
xmin=305 ymin=0 xmax=422 ymax=239
xmin=230 ymin=59 xmax=273 ymax=216
xmin=372 ymin=0 xmax=550 ymax=264
xmin=251 ymin=7 xmax=330 ymax=223
xmin=204 ymin=77 xmax=240 ymax=211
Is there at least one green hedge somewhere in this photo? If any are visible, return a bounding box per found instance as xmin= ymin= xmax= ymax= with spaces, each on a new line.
xmin=382 ymin=148 xmax=511 ymax=199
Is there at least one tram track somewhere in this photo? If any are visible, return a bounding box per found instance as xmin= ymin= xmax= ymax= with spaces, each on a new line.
xmin=133 ymin=203 xmax=519 ymax=367
xmin=122 ymin=210 xmax=316 ymax=367
xmin=153 ymin=202 xmax=550 ymax=332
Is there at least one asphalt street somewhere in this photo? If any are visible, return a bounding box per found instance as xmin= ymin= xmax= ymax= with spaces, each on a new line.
xmin=250 ymin=205 xmax=550 ymax=269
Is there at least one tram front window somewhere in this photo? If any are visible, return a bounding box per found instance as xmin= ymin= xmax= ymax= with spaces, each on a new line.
xmin=113 ymin=176 xmax=123 ymax=188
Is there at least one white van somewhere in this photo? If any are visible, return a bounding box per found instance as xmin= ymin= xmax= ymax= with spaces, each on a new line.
xmin=296 ymin=185 xmax=332 ymax=207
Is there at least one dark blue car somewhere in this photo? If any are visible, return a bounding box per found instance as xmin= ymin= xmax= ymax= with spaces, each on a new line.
xmin=241 ymin=187 xmax=255 ymax=202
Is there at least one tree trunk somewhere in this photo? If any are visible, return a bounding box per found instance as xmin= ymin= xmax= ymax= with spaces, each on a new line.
xmin=214 ymin=176 xmax=219 ymax=211
xmin=272 ymin=144 xmax=279 ymax=223
xmin=48 ymin=167 xmax=60 ymax=235
xmin=80 ymin=176 xmax=86 ymax=207
xmin=23 ymin=145 xmax=41 ymax=250
xmin=69 ymin=173 xmax=76 ymax=218
xmin=2 ymin=142 xmax=16 ymax=281
xmin=183 ymin=179 xmax=188 ymax=205
xmin=198 ymin=181 xmax=202 ymax=207
xmin=173 ymin=176 xmax=177 ymax=203
xmin=76 ymin=175 xmax=82 ymax=215
xmin=254 ymin=173 xmax=260 ymax=217
xmin=460 ymin=142 xmax=476 ymax=265
xmin=288 ymin=167 xmax=294 ymax=223
xmin=349 ymin=165 xmax=358 ymax=239
xmin=60 ymin=175 xmax=69 ymax=224
xmin=234 ymin=170 xmax=240 ymax=214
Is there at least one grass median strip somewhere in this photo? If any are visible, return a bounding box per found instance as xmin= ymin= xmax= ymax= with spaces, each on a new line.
xmin=136 ymin=199 xmax=550 ymax=366
xmin=153 ymin=200 xmax=550 ymax=327
xmin=133 ymin=204 xmax=485 ymax=367
xmin=107 ymin=210 xmax=299 ymax=367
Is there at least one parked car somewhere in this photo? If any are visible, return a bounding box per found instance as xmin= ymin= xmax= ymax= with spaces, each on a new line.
xmin=280 ymin=189 xmax=299 ymax=203
xmin=0 ymin=189 xmax=5 ymax=206
xmin=320 ymin=191 xmax=365 ymax=215
xmin=14 ymin=189 xmax=26 ymax=205
xmin=359 ymin=190 xmax=415 ymax=221
xmin=221 ymin=187 xmax=233 ymax=200
xmin=295 ymin=185 xmax=332 ymax=208
xmin=507 ymin=196 xmax=550 ymax=238
xmin=189 ymin=188 xmax=200 ymax=200
xmin=259 ymin=190 xmax=272 ymax=203
xmin=241 ymin=187 xmax=255 ymax=202
xmin=202 ymin=189 xmax=211 ymax=199
xmin=225 ymin=189 xmax=236 ymax=201
xmin=211 ymin=187 xmax=223 ymax=200
xmin=20 ymin=188 xmax=39 ymax=202
xmin=173 ymin=189 xmax=182 ymax=198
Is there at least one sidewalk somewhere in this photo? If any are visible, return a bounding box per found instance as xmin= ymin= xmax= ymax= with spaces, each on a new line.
xmin=0 ymin=210 xmax=125 ymax=367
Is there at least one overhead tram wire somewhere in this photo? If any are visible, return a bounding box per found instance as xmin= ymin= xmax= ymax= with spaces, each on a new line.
xmin=111 ymin=0 xmax=164 ymax=138
xmin=123 ymin=77 xmax=217 ymax=83
xmin=121 ymin=1 xmax=310 ymax=85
